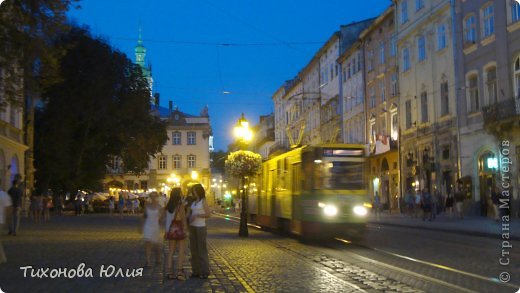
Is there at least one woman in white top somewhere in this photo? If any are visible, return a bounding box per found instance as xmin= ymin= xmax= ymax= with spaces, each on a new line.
xmin=142 ymin=192 xmax=163 ymax=267
xmin=188 ymin=184 xmax=211 ymax=279
xmin=165 ymin=188 xmax=188 ymax=280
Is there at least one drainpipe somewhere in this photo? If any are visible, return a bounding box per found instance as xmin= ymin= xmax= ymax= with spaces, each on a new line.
xmin=451 ymin=0 xmax=462 ymax=181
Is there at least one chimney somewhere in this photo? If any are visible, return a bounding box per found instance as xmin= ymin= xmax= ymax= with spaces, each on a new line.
xmin=154 ymin=93 xmax=160 ymax=106
xmin=169 ymin=100 xmax=173 ymax=111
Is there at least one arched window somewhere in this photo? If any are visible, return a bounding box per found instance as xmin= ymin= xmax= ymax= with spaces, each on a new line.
xmin=514 ymin=56 xmax=520 ymax=99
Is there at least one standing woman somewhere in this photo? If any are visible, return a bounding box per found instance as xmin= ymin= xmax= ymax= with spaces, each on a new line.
xmin=188 ymin=184 xmax=211 ymax=279
xmin=142 ymin=192 xmax=164 ymax=267
xmin=165 ymin=188 xmax=188 ymax=280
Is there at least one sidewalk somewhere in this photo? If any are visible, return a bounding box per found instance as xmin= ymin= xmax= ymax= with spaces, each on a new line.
xmin=370 ymin=212 xmax=520 ymax=240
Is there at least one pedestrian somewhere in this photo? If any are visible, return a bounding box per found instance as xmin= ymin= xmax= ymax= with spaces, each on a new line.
xmin=7 ymin=177 xmax=23 ymax=236
xmin=373 ymin=191 xmax=381 ymax=220
xmin=55 ymin=194 xmax=63 ymax=216
xmin=0 ymin=179 xmax=12 ymax=264
xmin=414 ymin=189 xmax=422 ymax=218
xmin=118 ymin=193 xmax=125 ymax=217
xmin=188 ymin=183 xmax=211 ymax=279
xmin=454 ymin=184 xmax=465 ymax=219
xmin=445 ymin=189 xmax=454 ymax=219
xmin=142 ymin=192 xmax=164 ymax=267
xmin=421 ymin=188 xmax=433 ymax=221
xmin=165 ymin=187 xmax=188 ymax=280
xmin=42 ymin=195 xmax=51 ymax=222
xmin=404 ymin=189 xmax=414 ymax=217
xmin=491 ymin=186 xmax=500 ymax=221
xmin=108 ymin=196 xmax=115 ymax=217
xmin=431 ymin=187 xmax=439 ymax=220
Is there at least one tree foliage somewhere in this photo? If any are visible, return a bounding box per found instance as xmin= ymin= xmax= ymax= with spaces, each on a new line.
xmin=0 ymin=0 xmax=78 ymax=109
xmin=225 ymin=151 xmax=262 ymax=178
xmin=34 ymin=26 xmax=167 ymax=192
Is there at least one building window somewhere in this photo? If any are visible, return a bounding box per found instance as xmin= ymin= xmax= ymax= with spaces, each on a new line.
xmin=370 ymin=87 xmax=376 ymax=108
xmin=357 ymin=53 xmax=361 ymax=71
xmin=437 ymin=24 xmax=446 ymax=50
xmin=416 ymin=0 xmax=424 ymax=11
xmin=369 ymin=120 xmax=376 ymax=144
xmin=464 ymin=15 xmax=477 ymax=43
xmin=187 ymin=131 xmax=196 ymax=145
xmin=112 ymin=157 xmax=120 ymax=170
xmin=352 ymin=57 xmax=356 ymax=73
xmin=513 ymin=1 xmax=520 ymax=23
xmin=482 ymin=4 xmax=495 ymax=38
xmin=468 ymin=74 xmax=480 ymax=113
xmin=347 ymin=63 xmax=351 ymax=79
xmin=405 ymin=100 xmax=412 ymax=129
xmin=380 ymin=81 xmax=386 ymax=102
xmin=515 ymin=57 xmax=520 ymax=99
xmin=391 ymin=111 xmax=398 ymax=140
xmin=441 ymin=81 xmax=449 ymax=116
xmin=401 ymin=0 xmax=409 ymax=24
xmin=391 ymin=73 xmax=398 ymax=96
xmin=368 ymin=50 xmax=374 ymax=71
xmin=402 ymin=47 xmax=410 ymax=71
xmin=442 ymin=146 xmax=450 ymax=160
xmin=172 ymin=131 xmax=181 ymax=145
xmin=342 ymin=68 xmax=346 ymax=82
xmin=9 ymin=106 xmax=16 ymax=127
xmin=173 ymin=155 xmax=181 ymax=169
xmin=379 ymin=41 xmax=385 ymax=64
xmin=418 ymin=35 xmax=426 ymax=62
xmin=486 ymin=66 xmax=497 ymax=105
xmin=390 ymin=34 xmax=397 ymax=57
xmin=421 ymin=91 xmax=428 ymax=122
xmin=158 ymin=155 xmax=167 ymax=170
xmin=187 ymin=155 xmax=196 ymax=168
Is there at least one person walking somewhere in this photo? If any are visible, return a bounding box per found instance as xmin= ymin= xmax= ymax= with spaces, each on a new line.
xmin=414 ymin=189 xmax=422 ymax=218
xmin=491 ymin=186 xmax=500 ymax=221
xmin=455 ymin=184 xmax=465 ymax=219
xmin=188 ymin=184 xmax=211 ymax=279
xmin=108 ymin=196 xmax=115 ymax=217
xmin=421 ymin=188 xmax=433 ymax=221
xmin=404 ymin=189 xmax=414 ymax=217
xmin=0 ymin=180 xmax=12 ymax=264
xmin=445 ymin=189 xmax=454 ymax=219
xmin=165 ymin=188 xmax=188 ymax=280
xmin=373 ymin=192 xmax=381 ymax=221
xmin=7 ymin=177 xmax=23 ymax=236
xmin=118 ymin=193 xmax=125 ymax=217
xmin=142 ymin=192 xmax=164 ymax=267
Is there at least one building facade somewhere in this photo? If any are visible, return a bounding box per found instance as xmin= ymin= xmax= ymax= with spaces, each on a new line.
xmin=104 ymin=105 xmax=212 ymax=194
xmin=455 ymin=0 xmax=520 ymax=216
xmin=251 ymin=114 xmax=275 ymax=160
xmin=396 ymin=0 xmax=459 ymax=201
xmin=0 ymin=85 xmax=27 ymax=191
xmin=360 ymin=6 xmax=401 ymax=211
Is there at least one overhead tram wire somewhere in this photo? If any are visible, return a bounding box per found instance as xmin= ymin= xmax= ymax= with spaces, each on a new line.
xmin=109 ymin=37 xmax=324 ymax=47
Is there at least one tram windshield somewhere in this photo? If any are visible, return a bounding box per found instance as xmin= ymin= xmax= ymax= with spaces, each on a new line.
xmin=315 ymin=161 xmax=364 ymax=190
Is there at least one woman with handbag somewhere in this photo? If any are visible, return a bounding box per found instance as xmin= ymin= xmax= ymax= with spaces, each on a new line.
xmin=164 ymin=187 xmax=188 ymax=280
xmin=189 ymin=184 xmax=211 ymax=279
xmin=142 ymin=192 xmax=164 ymax=267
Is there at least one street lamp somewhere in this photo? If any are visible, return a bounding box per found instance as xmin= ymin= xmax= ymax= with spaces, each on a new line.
xmin=234 ymin=113 xmax=253 ymax=237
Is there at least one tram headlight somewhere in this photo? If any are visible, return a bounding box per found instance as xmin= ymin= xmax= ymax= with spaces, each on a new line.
xmin=353 ymin=206 xmax=368 ymax=216
xmin=323 ymin=205 xmax=338 ymax=216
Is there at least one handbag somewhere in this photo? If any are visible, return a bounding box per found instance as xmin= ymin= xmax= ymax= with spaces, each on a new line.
xmin=164 ymin=205 xmax=186 ymax=240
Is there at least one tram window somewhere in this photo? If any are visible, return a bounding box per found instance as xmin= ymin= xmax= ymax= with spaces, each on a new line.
xmin=292 ymin=163 xmax=301 ymax=194
xmin=320 ymin=161 xmax=364 ymax=190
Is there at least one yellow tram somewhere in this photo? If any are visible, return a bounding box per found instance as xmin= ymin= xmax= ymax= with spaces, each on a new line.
xmin=248 ymin=144 xmax=370 ymax=239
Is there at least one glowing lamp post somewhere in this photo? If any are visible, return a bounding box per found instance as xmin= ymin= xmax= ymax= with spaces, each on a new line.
xmin=227 ymin=113 xmax=261 ymax=237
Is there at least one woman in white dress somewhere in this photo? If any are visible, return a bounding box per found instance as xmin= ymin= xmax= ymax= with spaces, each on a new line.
xmin=142 ymin=192 xmax=163 ymax=267
xmin=188 ymin=184 xmax=211 ymax=279
xmin=165 ymin=188 xmax=188 ymax=280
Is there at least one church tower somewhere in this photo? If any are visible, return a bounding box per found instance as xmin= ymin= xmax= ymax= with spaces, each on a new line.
xmin=135 ymin=27 xmax=153 ymax=95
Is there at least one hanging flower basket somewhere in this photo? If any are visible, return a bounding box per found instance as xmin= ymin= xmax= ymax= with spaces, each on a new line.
xmin=225 ymin=150 xmax=262 ymax=178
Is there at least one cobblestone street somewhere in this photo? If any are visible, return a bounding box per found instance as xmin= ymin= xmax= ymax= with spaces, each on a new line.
xmin=0 ymin=213 xmax=518 ymax=292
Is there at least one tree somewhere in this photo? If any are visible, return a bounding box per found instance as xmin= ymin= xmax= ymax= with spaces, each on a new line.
xmin=210 ymin=150 xmax=228 ymax=174
xmin=34 ymin=26 xmax=167 ymax=193
xmin=225 ymin=150 xmax=262 ymax=237
xmin=0 ymin=0 xmax=78 ymax=109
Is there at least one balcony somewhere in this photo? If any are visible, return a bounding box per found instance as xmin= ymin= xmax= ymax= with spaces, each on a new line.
xmin=482 ymin=98 xmax=520 ymax=127
xmin=0 ymin=120 xmax=24 ymax=144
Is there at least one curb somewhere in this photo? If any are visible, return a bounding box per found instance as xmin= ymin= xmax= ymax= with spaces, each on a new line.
xmin=370 ymin=221 xmax=520 ymax=240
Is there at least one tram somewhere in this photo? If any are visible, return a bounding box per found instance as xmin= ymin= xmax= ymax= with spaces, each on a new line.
xmin=248 ymin=144 xmax=370 ymax=239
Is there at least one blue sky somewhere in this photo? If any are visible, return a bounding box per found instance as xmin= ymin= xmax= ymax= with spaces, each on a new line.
xmin=68 ymin=0 xmax=389 ymax=150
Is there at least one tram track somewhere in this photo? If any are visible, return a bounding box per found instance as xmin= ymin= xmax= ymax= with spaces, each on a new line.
xmin=212 ymin=212 xmax=517 ymax=292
